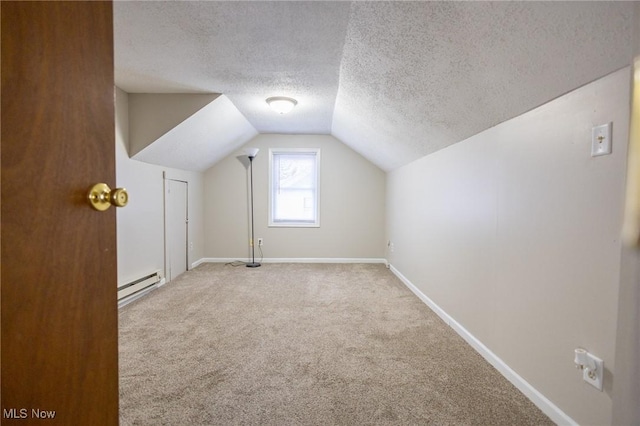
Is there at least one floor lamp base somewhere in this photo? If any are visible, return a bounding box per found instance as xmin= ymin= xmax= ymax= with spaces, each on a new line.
xmin=246 ymin=262 xmax=261 ymax=268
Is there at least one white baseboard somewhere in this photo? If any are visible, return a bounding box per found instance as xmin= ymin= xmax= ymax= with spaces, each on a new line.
xmin=389 ymin=264 xmax=576 ymax=426
xmin=191 ymin=258 xmax=207 ymax=269
xmin=195 ymin=257 xmax=387 ymax=265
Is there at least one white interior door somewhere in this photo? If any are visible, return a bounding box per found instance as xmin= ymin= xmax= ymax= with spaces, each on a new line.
xmin=167 ymin=179 xmax=188 ymax=282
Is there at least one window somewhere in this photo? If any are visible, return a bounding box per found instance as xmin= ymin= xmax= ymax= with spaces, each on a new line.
xmin=269 ymin=148 xmax=320 ymax=227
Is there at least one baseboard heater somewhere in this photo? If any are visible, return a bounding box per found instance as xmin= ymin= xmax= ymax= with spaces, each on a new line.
xmin=118 ymin=271 xmax=162 ymax=301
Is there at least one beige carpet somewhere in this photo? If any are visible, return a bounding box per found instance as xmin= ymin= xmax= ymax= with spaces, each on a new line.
xmin=119 ymin=263 xmax=553 ymax=425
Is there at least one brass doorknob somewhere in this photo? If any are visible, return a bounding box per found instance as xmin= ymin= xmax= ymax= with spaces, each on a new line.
xmin=110 ymin=188 xmax=128 ymax=207
xmin=88 ymin=183 xmax=129 ymax=211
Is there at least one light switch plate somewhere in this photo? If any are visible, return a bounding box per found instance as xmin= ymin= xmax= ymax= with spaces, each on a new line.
xmin=591 ymin=122 xmax=612 ymax=157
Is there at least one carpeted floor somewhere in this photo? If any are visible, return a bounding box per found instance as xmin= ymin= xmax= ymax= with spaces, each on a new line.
xmin=119 ymin=263 xmax=553 ymax=425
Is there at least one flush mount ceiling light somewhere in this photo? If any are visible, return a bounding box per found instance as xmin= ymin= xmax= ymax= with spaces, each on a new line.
xmin=266 ymin=96 xmax=297 ymax=114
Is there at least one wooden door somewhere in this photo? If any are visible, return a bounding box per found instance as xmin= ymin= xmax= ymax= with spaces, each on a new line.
xmin=1 ymin=2 xmax=118 ymax=424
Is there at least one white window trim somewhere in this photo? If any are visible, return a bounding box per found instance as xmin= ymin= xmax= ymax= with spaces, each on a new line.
xmin=268 ymin=148 xmax=321 ymax=228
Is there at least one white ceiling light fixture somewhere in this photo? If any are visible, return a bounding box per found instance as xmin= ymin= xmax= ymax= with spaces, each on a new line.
xmin=266 ymin=96 xmax=297 ymax=114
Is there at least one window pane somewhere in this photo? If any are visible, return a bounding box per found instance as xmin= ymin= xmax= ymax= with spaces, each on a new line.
xmin=274 ymin=188 xmax=315 ymax=222
xmin=277 ymin=154 xmax=315 ymax=189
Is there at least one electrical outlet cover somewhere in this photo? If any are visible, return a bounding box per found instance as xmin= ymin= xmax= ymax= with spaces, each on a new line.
xmin=583 ymin=353 xmax=604 ymax=391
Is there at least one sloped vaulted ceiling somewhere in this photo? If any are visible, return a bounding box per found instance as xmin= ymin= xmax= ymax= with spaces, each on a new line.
xmin=114 ymin=1 xmax=634 ymax=172
xmin=129 ymin=94 xmax=258 ymax=171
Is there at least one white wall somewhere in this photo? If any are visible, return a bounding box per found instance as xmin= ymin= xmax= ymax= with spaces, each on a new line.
xmin=128 ymin=93 xmax=220 ymax=156
xmin=386 ymin=68 xmax=630 ymax=425
xmin=115 ymin=87 xmax=204 ymax=285
xmin=204 ymin=134 xmax=385 ymax=260
xmin=612 ymin=246 xmax=640 ymax=425
xmin=612 ymin=5 xmax=640 ymax=423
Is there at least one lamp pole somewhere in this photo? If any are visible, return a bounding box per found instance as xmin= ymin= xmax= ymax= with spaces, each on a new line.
xmin=246 ymin=153 xmax=260 ymax=268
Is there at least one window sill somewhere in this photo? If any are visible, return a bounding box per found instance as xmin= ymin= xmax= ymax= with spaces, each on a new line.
xmin=268 ymin=222 xmax=320 ymax=228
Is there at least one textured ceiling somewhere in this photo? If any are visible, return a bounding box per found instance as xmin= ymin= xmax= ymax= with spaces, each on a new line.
xmin=115 ymin=1 xmax=350 ymax=134
xmin=114 ymin=1 xmax=634 ymax=172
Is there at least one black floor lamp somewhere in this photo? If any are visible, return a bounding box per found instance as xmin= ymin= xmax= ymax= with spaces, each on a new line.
xmin=244 ymin=147 xmax=261 ymax=268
